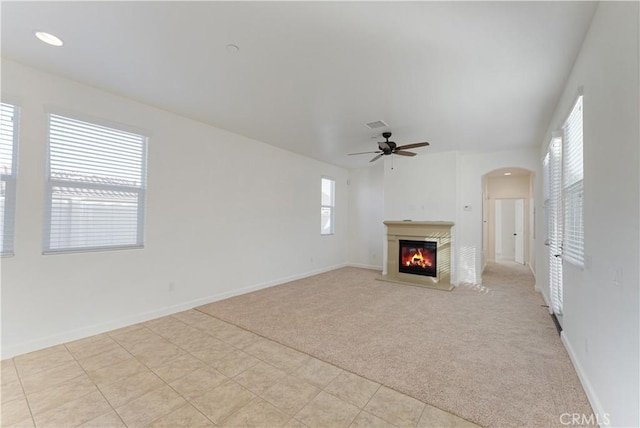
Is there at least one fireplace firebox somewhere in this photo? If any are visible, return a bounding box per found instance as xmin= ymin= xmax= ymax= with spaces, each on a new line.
xmin=398 ymin=240 xmax=437 ymax=277
xmin=379 ymin=221 xmax=453 ymax=291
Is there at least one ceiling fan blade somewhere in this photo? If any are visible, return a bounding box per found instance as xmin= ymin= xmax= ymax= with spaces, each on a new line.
xmin=378 ymin=141 xmax=390 ymax=151
xmin=369 ymin=154 xmax=383 ymax=163
xmin=396 ymin=142 xmax=430 ymax=150
xmin=394 ymin=150 xmax=417 ymax=157
xmin=348 ymin=150 xmax=382 ymax=156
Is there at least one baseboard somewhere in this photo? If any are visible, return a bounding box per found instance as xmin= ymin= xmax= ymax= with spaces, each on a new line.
xmin=1 ymin=263 xmax=347 ymax=359
xmin=561 ymin=332 xmax=608 ymax=427
xmin=528 ymin=263 xmax=536 ymax=280
xmin=346 ymin=262 xmax=382 ymax=271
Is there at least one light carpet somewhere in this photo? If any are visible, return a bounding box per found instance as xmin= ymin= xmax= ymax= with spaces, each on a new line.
xmin=197 ymin=262 xmax=593 ymax=427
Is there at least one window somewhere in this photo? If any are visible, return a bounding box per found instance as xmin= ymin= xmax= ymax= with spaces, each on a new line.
xmin=0 ymin=103 xmax=18 ymax=255
xmin=544 ymin=138 xmax=563 ymax=315
xmin=45 ymin=114 xmax=147 ymax=252
xmin=561 ymin=96 xmax=584 ymax=267
xmin=320 ymin=177 xmax=335 ymax=235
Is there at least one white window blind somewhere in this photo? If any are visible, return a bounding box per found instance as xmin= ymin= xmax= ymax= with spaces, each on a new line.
xmin=45 ymin=114 xmax=147 ymax=252
xmin=0 ymin=103 xmax=18 ymax=255
xmin=321 ymin=177 xmax=335 ymax=235
xmin=545 ymin=139 xmax=563 ymax=315
xmin=562 ymin=96 xmax=584 ymax=267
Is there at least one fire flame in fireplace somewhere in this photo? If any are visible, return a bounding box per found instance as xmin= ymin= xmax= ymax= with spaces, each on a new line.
xmin=403 ymin=249 xmax=433 ymax=269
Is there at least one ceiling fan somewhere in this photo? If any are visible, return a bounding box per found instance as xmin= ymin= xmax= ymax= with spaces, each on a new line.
xmin=348 ymin=132 xmax=430 ymax=163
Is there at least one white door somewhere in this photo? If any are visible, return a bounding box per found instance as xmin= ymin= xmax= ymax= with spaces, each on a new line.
xmin=495 ymin=199 xmax=516 ymax=261
xmin=515 ymin=199 xmax=524 ymax=264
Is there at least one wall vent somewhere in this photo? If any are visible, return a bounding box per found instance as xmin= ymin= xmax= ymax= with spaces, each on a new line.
xmin=365 ymin=120 xmax=388 ymax=129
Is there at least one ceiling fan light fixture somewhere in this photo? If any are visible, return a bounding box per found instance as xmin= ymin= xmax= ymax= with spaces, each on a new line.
xmin=504 ymin=172 xmax=512 ymax=176
xmin=35 ymin=31 xmax=63 ymax=47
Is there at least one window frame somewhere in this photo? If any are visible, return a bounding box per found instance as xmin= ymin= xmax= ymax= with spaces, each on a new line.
xmin=1 ymin=102 xmax=19 ymax=256
xmin=43 ymin=111 xmax=148 ymax=254
xmin=320 ymin=176 xmax=335 ymax=236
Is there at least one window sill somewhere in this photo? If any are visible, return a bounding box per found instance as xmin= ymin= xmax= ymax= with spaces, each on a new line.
xmin=43 ymin=245 xmax=144 ymax=255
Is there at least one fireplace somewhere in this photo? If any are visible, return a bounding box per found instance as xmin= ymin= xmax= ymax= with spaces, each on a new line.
xmin=379 ymin=221 xmax=454 ymax=291
xmin=398 ymin=240 xmax=437 ymax=277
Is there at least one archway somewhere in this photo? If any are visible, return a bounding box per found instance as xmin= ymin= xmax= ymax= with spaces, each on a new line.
xmin=481 ymin=167 xmax=535 ymax=271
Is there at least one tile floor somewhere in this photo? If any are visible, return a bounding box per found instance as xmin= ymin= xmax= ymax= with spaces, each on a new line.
xmin=1 ymin=310 xmax=480 ymax=427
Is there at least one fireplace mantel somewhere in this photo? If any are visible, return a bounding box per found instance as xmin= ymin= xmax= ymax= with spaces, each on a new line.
xmin=379 ymin=220 xmax=454 ymax=291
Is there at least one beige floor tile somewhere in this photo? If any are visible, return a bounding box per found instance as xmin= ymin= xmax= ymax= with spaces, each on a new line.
xmin=65 ymin=333 xmax=120 ymax=360
xmin=110 ymin=326 xmax=163 ymax=349
xmin=418 ymin=404 xmax=480 ymax=428
xmin=152 ymin=353 xmax=206 ymax=383
xmin=190 ymin=315 xmax=228 ymax=334
xmin=295 ymin=391 xmax=360 ymax=428
xmin=190 ymin=341 xmax=238 ymax=365
xmin=220 ymin=398 xmax=290 ymax=428
xmin=264 ymin=347 xmax=311 ymax=373
xmin=2 ymin=359 xmax=20 ymax=385
xmin=26 ymin=374 xmax=96 ymax=415
xmin=242 ymin=337 xmax=288 ymax=360
xmin=172 ymin=310 xmax=216 ymax=326
xmin=145 ymin=316 xmax=189 ymax=335
xmin=326 ymin=371 xmax=380 ymax=408
xmin=170 ymin=330 xmax=228 ymax=354
xmin=169 ymin=366 xmax=229 ymax=400
xmin=5 ymin=417 xmax=35 ymax=428
xmin=350 ymin=410 xmax=395 ymax=427
xmin=364 ymin=386 xmax=425 ymax=427
xmin=210 ymin=348 xmax=260 ymax=378
xmin=20 ymin=360 xmax=85 ymax=395
xmin=1 ymin=397 xmax=32 ymax=427
xmin=99 ymin=370 xmax=165 ymax=408
xmin=147 ymin=404 xmax=214 ymax=427
xmin=2 ymin=379 xmax=25 ymax=403
xmin=77 ymin=345 xmax=133 ymax=372
xmin=14 ymin=345 xmax=75 ymax=378
xmin=78 ymin=410 xmax=127 ymax=427
xmin=129 ymin=338 xmax=188 ymax=369
xmin=292 ymin=357 xmax=343 ymax=388
xmin=261 ymin=374 xmax=320 ymax=416
xmin=234 ymin=361 xmax=287 ymax=395
xmin=86 ymin=358 xmax=148 ymax=388
xmin=215 ymin=326 xmax=261 ymax=349
xmin=107 ymin=323 xmax=145 ymax=336
xmin=115 ymin=384 xmax=186 ymax=427
xmin=284 ymin=418 xmax=309 ymax=428
xmin=33 ymin=390 xmax=112 ymax=427
xmin=191 ymin=381 xmax=256 ymax=424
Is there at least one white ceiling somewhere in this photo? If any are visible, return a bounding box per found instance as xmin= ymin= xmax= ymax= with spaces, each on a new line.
xmin=1 ymin=1 xmax=596 ymax=168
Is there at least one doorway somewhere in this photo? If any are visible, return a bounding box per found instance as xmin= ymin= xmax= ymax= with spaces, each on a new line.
xmin=481 ymin=167 xmax=534 ymax=271
xmin=495 ymin=199 xmax=525 ymax=264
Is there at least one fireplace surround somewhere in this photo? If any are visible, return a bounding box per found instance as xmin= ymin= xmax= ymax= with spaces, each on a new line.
xmin=380 ymin=220 xmax=454 ymax=291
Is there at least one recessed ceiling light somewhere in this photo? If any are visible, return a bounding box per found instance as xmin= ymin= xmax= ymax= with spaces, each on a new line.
xmin=226 ymin=44 xmax=239 ymax=53
xmin=504 ymin=172 xmax=512 ymax=176
xmin=35 ymin=31 xmax=63 ymax=47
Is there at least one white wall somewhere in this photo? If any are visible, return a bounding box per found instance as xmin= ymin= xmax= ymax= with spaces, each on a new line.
xmin=382 ymin=152 xmax=459 ymax=279
xmin=347 ymin=163 xmax=384 ymax=269
xmin=535 ymin=3 xmax=639 ymax=426
xmin=1 ymin=60 xmax=350 ymax=358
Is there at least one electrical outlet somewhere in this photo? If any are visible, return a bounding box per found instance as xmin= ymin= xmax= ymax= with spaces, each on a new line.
xmin=168 ymin=281 xmax=175 ymax=292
